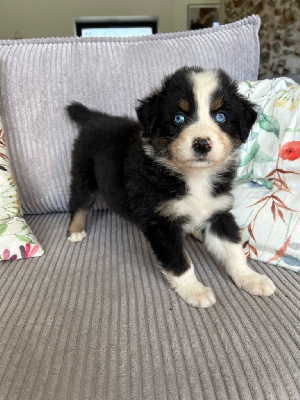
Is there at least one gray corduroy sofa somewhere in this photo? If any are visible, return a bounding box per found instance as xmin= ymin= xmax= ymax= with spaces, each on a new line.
xmin=0 ymin=15 xmax=299 ymax=400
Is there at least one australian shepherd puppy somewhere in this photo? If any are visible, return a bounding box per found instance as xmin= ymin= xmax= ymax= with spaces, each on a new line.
xmin=66 ymin=66 xmax=275 ymax=308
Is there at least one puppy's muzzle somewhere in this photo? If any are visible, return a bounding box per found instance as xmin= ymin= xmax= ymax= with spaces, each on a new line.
xmin=192 ymin=138 xmax=211 ymax=155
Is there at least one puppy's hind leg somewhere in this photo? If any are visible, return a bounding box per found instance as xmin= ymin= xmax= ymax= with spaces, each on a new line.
xmin=68 ymin=208 xmax=89 ymax=242
xmin=68 ymin=156 xmax=98 ymax=243
xmin=144 ymin=220 xmax=216 ymax=308
xmin=68 ymin=187 xmax=98 ymax=242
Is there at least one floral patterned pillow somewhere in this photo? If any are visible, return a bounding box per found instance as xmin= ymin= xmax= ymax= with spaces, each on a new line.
xmin=232 ymin=182 xmax=300 ymax=273
xmin=231 ymin=78 xmax=300 ymax=272
xmin=0 ymin=117 xmax=44 ymax=261
xmin=0 ymin=120 xmax=22 ymax=220
xmin=237 ymin=77 xmax=300 ymax=187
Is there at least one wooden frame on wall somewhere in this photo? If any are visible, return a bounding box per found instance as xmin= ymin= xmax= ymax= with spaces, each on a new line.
xmin=187 ymin=4 xmax=220 ymax=30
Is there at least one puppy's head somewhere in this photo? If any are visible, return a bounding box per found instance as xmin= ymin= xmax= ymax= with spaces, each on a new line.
xmin=136 ymin=67 xmax=257 ymax=170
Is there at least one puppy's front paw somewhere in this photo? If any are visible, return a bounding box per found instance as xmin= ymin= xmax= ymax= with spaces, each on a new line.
xmin=180 ymin=285 xmax=216 ymax=308
xmin=68 ymin=231 xmax=87 ymax=243
xmin=174 ymin=282 xmax=216 ymax=308
xmin=238 ymin=272 xmax=276 ymax=297
xmin=165 ymin=267 xmax=216 ymax=308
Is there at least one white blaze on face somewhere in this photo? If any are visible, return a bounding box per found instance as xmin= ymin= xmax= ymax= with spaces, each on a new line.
xmin=192 ymin=69 xmax=219 ymax=123
xmin=170 ymin=70 xmax=232 ymax=169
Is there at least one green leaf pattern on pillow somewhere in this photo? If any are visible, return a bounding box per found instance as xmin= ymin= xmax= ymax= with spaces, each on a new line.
xmin=239 ymin=141 xmax=260 ymax=167
xmin=258 ymin=114 xmax=280 ymax=137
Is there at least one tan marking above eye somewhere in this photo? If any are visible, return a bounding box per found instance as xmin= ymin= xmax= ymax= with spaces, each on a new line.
xmin=212 ymin=96 xmax=224 ymax=111
xmin=178 ymin=99 xmax=190 ymax=112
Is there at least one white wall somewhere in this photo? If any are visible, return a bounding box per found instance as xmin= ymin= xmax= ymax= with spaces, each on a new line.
xmin=0 ymin=0 xmax=222 ymax=39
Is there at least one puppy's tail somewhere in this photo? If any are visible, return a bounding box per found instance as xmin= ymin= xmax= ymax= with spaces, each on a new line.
xmin=66 ymin=102 xmax=92 ymax=126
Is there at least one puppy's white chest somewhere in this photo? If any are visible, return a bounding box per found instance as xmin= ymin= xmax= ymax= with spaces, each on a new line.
xmin=158 ymin=170 xmax=233 ymax=231
xmin=181 ymin=181 xmax=231 ymax=226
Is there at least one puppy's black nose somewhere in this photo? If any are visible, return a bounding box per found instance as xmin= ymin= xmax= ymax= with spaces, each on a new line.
xmin=193 ymin=138 xmax=211 ymax=154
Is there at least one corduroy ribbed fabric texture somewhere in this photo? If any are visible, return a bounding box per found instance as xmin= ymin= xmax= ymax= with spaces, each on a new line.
xmin=0 ymin=16 xmax=261 ymax=214
xmin=0 ymin=211 xmax=299 ymax=400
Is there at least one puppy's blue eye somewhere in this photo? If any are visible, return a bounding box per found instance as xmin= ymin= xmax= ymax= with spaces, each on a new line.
xmin=215 ymin=112 xmax=226 ymax=123
xmin=174 ymin=113 xmax=185 ymax=125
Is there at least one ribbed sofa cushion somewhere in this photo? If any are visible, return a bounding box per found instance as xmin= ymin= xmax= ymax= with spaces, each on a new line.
xmin=0 ymin=211 xmax=299 ymax=399
xmin=0 ymin=16 xmax=261 ymax=214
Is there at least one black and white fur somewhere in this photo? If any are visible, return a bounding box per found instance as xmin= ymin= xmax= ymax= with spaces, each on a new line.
xmin=66 ymin=67 xmax=275 ymax=308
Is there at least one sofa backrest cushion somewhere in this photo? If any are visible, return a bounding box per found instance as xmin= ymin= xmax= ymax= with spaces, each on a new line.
xmin=0 ymin=15 xmax=261 ymax=214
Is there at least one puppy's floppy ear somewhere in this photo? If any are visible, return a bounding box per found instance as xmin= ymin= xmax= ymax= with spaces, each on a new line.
xmin=238 ymin=97 xmax=258 ymax=142
xmin=136 ymin=93 xmax=160 ymax=138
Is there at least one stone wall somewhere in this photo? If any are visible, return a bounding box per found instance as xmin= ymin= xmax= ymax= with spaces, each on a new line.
xmin=224 ymin=0 xmax=300 ymax=79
